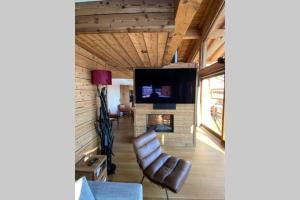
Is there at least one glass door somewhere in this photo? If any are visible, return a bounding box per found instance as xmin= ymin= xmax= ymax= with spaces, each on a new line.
xmin=201 ymin=74 xmax=225 ymax=137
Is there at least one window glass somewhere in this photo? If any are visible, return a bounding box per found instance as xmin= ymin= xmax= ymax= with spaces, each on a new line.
xmin=201 ymin=74 xmax=224 ymax=135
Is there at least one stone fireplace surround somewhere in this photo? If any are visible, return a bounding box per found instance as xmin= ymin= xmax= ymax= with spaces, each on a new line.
xmin=134 ymin=103 xmax=195 ymax=147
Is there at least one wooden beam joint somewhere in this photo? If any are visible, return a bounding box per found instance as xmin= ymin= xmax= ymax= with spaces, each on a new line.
xmin=183 ymin=29 xmax=202 ymax=40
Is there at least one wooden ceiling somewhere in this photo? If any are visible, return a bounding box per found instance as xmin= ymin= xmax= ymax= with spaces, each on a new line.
xmin=206 ymin=4 xmax=225 ymax=65
xmin=75 ymin=0 xmax=175 ymax=33
xmin=180 ymin=0 xmax=225 ymax=64
xmin=76 ymin=32 xmax=169 ymax=68
xmin=182 ymin=0 xmax=225 ymax=66
xmin=206 ymin=16 xmax=225 ymax=65
xmin=75 ymin=0 xmax=225 ymax=78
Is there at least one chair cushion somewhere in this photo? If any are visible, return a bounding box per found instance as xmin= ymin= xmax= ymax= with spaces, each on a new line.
xmin=133 ymin=131 xmax=161 ymax=170
xmin=163 ymin=159 xmax=192 ymax=193
xmin=145 ymin=156 xmax=192 ymax=193
xmin=75 ymin=177 xmax=96 ymax=200
xmin=144 ymin=153 xmax=170 ymax=179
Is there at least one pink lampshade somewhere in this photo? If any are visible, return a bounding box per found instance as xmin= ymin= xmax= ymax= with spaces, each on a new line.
xmin=91 ymin=70 xmax=112 ymax=85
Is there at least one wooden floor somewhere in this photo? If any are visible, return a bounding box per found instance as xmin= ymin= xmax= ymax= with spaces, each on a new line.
xmin=109 ymin=117 xmax=225 ymax=200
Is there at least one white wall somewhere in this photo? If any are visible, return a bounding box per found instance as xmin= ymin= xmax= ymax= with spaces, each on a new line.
xmin=107 ymin=79 xmax=133 ymax=113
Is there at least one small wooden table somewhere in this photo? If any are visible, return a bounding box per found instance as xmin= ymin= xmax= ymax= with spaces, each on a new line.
xmin=75 ymin=155 xmax=107 ymax=182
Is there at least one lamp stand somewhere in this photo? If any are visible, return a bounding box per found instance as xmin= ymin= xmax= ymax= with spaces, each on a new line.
xmin=95 ymin=84 xmax=116 ymax=175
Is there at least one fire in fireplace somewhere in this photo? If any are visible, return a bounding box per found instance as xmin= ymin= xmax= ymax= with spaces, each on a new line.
xmin=146 ymin=114 xmax=174 ymax=132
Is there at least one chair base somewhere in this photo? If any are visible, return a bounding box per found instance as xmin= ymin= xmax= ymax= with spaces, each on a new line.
xmin=140 ymin=175 xmax=170 ymax=200
xmin=165 ymin=188 xmax=169 ymax=200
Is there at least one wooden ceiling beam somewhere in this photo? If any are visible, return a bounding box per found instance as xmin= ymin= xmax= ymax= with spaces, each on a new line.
xmin=186 ymin=0 xmax=224 ymax=63
xmin=183 ymin=20 xmax=224 ymax=41
xmin=162 ymin=0 xmax=204 ymax=65
xmin=76 ymin=12 xmax=175 ymax=34
xmin=187 ymin=39 xmax=202 ymax=62
xmin=75 ymin=0 xmax=176 ymax=34
xmin=200 ymin=0 xmax=225 ymax=39
xmin=183 ymin=29 xmax=202 ymax=40
xmin=75 ymin=0 xmax=175 ymax=16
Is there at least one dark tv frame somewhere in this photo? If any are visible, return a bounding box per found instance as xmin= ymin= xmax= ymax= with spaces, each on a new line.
xmin=134 ymin=67 xmax=197 ymax=104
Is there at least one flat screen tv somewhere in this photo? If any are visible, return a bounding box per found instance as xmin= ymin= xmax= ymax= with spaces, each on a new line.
xmin=135 ymin=68 xmax=196 ymax=104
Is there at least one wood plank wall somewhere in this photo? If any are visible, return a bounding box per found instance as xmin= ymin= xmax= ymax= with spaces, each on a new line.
xmin=75 ymin=44 xmax=106 ymax=163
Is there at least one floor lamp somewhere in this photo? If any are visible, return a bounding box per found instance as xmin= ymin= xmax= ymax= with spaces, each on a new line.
xmin=91 ymin=70 xmax=116 ymax=174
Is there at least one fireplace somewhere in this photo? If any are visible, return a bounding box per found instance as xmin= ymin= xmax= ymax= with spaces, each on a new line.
xmin=146 ymin=114 xmax=174 ymax=132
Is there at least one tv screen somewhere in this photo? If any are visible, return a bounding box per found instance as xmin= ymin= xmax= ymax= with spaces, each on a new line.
xmin=135 ymin=68 xmax=196 ymax=103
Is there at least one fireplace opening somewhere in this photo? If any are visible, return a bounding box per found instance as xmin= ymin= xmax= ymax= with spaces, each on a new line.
xmin=146 ymin=114 xmax=174 ymax=132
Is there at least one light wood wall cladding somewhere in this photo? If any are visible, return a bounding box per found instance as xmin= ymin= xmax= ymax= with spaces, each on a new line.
xmin=75 ymin=0 xmax=175 ymax=33
xmin=75 ymin=53 xmax=97 ymax=162
xmin=75 ymin=44 xmax=114 ymax=163
xmin=134 ymin=104 xmax=195 ymax=147
xmin=75 ymin=69 xmax=98 ymax=162
xmin=76 ymin=32 xmax=169 ymax=69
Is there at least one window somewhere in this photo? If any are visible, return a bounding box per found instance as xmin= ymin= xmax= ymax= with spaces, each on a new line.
xmin=201 ymin=74 xmax=224 ymax=136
